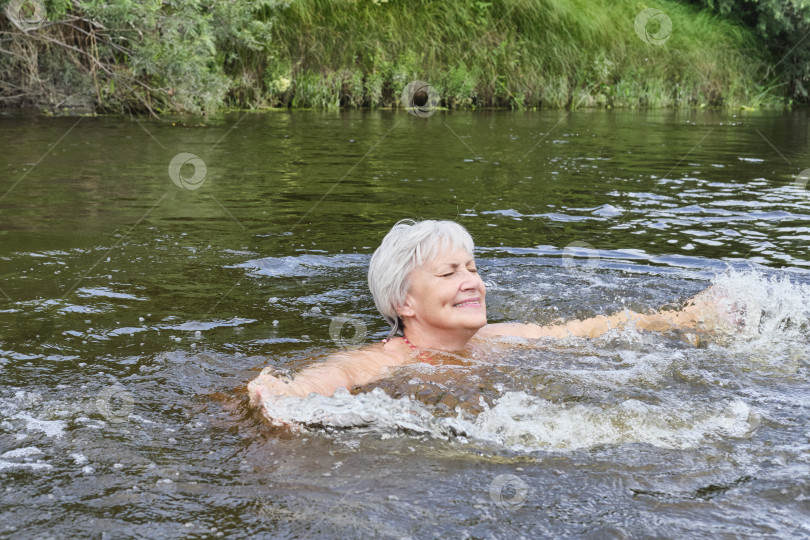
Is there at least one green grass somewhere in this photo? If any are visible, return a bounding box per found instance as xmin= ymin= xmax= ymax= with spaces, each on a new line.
xmin=0 ymin=0 xmax=783 ymax=114
xmin=246 ymin=0 xmax=777 ymax=110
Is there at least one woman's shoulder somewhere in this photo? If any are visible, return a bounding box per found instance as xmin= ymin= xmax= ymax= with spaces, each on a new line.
xmin=379 ymin=336 xmax=412 ymax=359
xmin=331 ymin=337 xmax=410 ymax=367
xmin=378 ymin=336 xmax=437 ymax=366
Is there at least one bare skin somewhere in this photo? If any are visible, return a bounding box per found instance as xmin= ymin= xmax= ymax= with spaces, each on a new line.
xmin=248 ymin=248 xmax=738 ymax=405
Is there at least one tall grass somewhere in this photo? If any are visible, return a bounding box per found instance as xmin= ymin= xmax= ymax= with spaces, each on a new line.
xmin=254 ymin=0 xmax=776 ymax=110
xmin=0 ymin=0 xmax=782 ymax=113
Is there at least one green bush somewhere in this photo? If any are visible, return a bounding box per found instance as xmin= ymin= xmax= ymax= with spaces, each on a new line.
xmin=0 ymin=0 xmax=797 ymax=113
xmin=687 ymin=0 xmax=810 ymax=103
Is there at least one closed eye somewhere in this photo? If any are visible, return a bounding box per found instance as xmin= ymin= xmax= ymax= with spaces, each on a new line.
xmin=441 ymin=268 xmax=477 ymax=277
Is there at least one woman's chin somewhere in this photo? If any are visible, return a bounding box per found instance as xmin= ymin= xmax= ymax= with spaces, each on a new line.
xmin=456 ymin=312 xmax=487 ymax=329
xmin=439 ymin=305 xmax=487 ymax=331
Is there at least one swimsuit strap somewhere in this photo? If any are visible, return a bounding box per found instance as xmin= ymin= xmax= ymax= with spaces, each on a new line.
xmin=381 ymin=336 xmax=435 ymax=365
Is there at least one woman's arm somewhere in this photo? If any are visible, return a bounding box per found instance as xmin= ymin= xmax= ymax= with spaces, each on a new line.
xmin=480 ymin=317 xmax=632 ymax=339
xmin=248 ymin=344 xmax=407 ymax=404
xmin=481 ymin=311 xmax=695 ymax=340
xmin=480 ymin=285 xmax=740 ymax=340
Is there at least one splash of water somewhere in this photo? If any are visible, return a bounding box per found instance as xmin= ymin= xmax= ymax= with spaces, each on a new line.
xmin=260 ymin=387 xmax=760 ymax=451
xmin=258 ymin=270 xmax=805 ymax=451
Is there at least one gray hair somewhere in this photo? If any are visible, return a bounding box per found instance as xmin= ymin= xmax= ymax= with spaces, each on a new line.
xmin=368 ymin=219 xmax=475 ymax=339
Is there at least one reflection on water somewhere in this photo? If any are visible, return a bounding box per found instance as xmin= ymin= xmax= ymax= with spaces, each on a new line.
xmin=1 ymin=110 xmax=809 ymax=537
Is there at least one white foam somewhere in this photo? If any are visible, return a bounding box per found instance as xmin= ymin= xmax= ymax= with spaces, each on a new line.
xmin=235 ymin=253 xmax=367 ymax=278
xmin=0 ymin=445 xmax=51 ymax=472
xmin=261 ymin=388 xmax=760 ymax=451
xmin=70 ymin=453 xmax=88 ymax=465
xmin=0 ymin=460 xmax=52 ymax=472
xmin=75 ymin=287 xmax=148 ymax=301
xmin=262 ymin=388 xmax=436 ymax=433
xmin=704 ymin=270 xmax=810 ymax=371
xmin=0 ymin=390 xmax=69 ymax=440
xmin=0 ymin=446 xmax=42 ymax=459
xmin=450 ymin=392 xmax=760 ymax=451
xmin=14 ymin=413 xmax=66 ymax=438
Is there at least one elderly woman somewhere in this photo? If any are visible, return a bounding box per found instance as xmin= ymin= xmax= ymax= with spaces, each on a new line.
xmin=248 ymin=219 xmax=732 ymax=404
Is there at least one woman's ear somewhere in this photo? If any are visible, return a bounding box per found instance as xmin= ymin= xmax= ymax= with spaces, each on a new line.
xmin=399 ymin=296 xmax=416 ymax=318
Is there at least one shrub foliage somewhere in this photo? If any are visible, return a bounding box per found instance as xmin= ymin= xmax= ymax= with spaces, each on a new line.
xmin=0 ymin=0 xmax=802 ymax=114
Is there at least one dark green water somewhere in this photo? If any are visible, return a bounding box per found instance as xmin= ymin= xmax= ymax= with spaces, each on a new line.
xmin=0 ymin=109 xmax=808 ymax=538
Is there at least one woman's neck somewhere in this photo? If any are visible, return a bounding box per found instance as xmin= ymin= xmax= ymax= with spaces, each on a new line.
xmin=401 ymin=323 xmax=477 ymax=352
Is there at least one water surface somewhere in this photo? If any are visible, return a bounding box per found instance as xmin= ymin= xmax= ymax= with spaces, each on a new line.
xmin=1 ymin=109 xmax=809 ymax=538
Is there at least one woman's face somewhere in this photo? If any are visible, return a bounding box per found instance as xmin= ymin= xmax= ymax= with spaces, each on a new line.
xmin=400 ymin=246 xmax=487 ymax=333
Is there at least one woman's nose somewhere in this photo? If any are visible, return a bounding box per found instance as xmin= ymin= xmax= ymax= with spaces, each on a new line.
xmin=460 ymin=269 xmax=483 ymax=290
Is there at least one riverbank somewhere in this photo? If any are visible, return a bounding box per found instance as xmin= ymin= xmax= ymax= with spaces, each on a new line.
xmin=0 ymin=0 xmax=793 ymax=115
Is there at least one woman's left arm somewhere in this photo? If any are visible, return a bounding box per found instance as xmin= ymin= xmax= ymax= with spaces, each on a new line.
xmin=481 ymin=316 xmax=634 ymax=340
xmin=481 ymin=285 xmax=741 ymax=340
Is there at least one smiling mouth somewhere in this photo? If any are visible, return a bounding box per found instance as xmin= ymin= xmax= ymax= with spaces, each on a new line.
xmin=453 ymin=299 xmax=481 ymax=307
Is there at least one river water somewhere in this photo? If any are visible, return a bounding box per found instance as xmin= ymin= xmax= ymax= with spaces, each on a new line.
xmin=0 ymin=109 xmax=808 ymax=538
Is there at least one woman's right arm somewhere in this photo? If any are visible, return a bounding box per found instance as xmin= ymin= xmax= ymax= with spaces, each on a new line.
xmin=248 ymin=345 xmax=407 ymax=405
